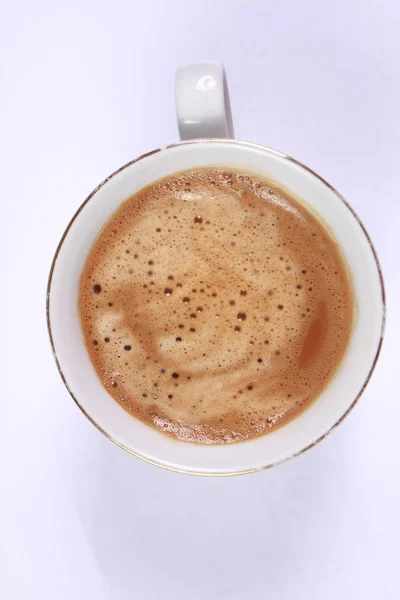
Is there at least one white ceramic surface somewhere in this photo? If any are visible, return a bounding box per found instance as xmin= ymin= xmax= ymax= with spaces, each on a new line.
xmin=47 ymin=65 xmax=384 ymax=474
xmin=176 ymin=62 xmax=234 ymax=140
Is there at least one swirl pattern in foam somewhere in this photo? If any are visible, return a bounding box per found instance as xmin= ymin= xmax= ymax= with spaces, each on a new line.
xmin=79 ymin=168 xmax=353 ymax=444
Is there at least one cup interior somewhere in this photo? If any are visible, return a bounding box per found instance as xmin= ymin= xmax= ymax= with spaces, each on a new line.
xmin=47 ymin=140 xmax=384 ymax=475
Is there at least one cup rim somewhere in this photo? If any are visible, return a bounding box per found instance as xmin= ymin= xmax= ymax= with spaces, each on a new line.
xmin=46 ymin=138 xmax=386 ymax=476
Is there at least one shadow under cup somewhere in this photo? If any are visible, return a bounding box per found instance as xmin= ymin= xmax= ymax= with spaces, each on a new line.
xmin=47 ymin=140 xmax=385 ymax=476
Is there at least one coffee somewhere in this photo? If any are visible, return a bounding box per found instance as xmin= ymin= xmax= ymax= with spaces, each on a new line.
xmin=79 ymin=168 xmax=353 ymax=444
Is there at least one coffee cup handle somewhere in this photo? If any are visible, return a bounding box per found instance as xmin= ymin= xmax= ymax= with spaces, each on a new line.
xmin=175 ymin=62 xmax=234 ymax=141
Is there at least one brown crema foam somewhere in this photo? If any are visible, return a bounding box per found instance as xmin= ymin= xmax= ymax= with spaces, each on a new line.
xmin=79 ymin=168 xmax=353 ymax=444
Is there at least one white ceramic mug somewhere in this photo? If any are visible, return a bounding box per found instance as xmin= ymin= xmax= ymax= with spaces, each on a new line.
xmin=47 ymin=63 xmax=385 ymax=476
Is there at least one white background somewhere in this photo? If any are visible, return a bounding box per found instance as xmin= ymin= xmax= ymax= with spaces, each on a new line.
xmin=1 ymin=1 xmax=399 ymax=598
